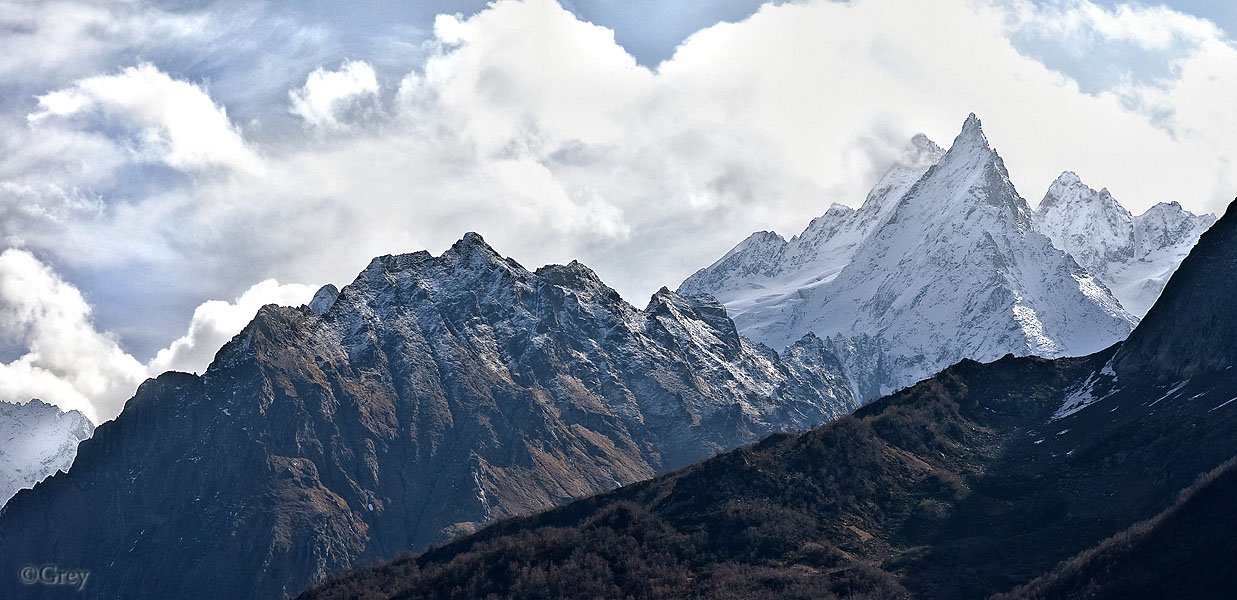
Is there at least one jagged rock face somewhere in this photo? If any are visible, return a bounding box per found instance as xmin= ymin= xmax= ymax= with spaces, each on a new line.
xmin=1035 ymin=172 xmax=1215 ymax=317
xmin=0 ymin=235 xmax=854 ymax=600
xmin=0 ymin=400 xmax=93 ymax=507
xmin=1113 ymin=199 xmax=1237 ymax=383
xmin=683 ymin=114 xmax=1136 ymax=399
xmin=1035 ymin=172 xmax=1137 ymax=277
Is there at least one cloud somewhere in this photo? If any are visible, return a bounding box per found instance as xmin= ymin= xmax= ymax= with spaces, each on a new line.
xmin=1011 ymin=1 xmax=1221 ymax=51
xmin=28 ymin=63 xmax=261 ymax=173
xmin=147 ymin=279 xmax=319 ymax=375
xmin=0 ymin=247 xmax=318 ymax=421
xmin=0 ymin=1 xmax=212 ymax=87
xmin=1005 ymin=0 xmax=1227 ymax=97
xmin=290 ymin=60 xmax=380 ymax=129
xmin=3 ymin=0 xmax=1237 ymax=372
xmin=0 ymin=249 xmax=146 ymax=423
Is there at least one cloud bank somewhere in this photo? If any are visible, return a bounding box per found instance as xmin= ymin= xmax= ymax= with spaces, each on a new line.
xmin=0 ymin=249 xmax=146 ymax=422
xmin=1 ymin=0 xmax=1235 ymax=419
xmin=0 ymin=249 xmax=316 ymax=422
xmin=29 ymin=63 xmax=261 ymax=173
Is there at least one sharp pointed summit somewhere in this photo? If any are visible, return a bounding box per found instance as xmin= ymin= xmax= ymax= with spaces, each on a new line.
xmin=682 ymin=114 xmax=1137 ymax=399
xmin=444 ymin=231 xmax=504 ymax=262
xmin=955 ymin=111 xmax=989 ymax=145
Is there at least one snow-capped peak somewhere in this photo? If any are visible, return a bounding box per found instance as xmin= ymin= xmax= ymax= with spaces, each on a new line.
xmin=682 ymin=114 xmax=1138 ymax=399
xmin=1 ymin=399 xmax=94 ymax=507
xmin=893 ymin=113 xmax=1032 ymax=231
xmin=1040 ymin=171 xmax=1119 ymax=212
xmin=1052 ymin=170 xmax=1083 ymax=187
xmin=679 ymin=131 xmax=946 ymax=308
xmin=1035 ymin=173 xmax=1215 ymax=317
xmin=956 ymin=112 xmax=989 ymax=147
xmin=444 ymin=231 xmax=507 ymax=264
xmin=905 ymin=133 xmax=945 ymax=168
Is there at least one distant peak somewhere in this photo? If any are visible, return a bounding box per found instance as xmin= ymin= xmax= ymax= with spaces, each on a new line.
xmin=1053 ymin=171 xmax=1083 ymax=186
xmin=955 ymin=112 xmax=989 ymax=147
xmin=1044 ymin=172 xmax=1091 ymax=200
xmin=910 ymin=133 xmax=943 ymax=154
xmin=1114 ymin=197 xmax=1237 ymax=381
xmin=441 ymin=232 xmax=506 ymax=266
xmin=903 ymin=134 xmax=945 ymax=168
xmin=824 ymin=203 xmax=855 ymax=216
xmin=1141 ymin=201 xmax=1187 ymax=217
xmin=454 ymin=232 xmax=493 ymax=251
xmin=1139 ymin=201 xmax=1216 ymax=225
xmin=726 ymin=230 xmax=787 ymax=259
xmin=1039 ymin=172 xmax=1134 ymax=217
xmin=750 ymin=230 xmax=786 ymax=242
xmin=2 ymin=398 xmax=58 ymax=415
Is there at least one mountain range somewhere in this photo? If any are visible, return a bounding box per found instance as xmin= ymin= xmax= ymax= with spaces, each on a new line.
xmin=680 ymin=114 xmax=1210 ymax=400
xmin=303 ymin=197 xmax=1237 ymax=600
xmin=0 ymin=234 xmax=854 ymax=599
xmin=0 ymin=113 xmax=1223 ymax=600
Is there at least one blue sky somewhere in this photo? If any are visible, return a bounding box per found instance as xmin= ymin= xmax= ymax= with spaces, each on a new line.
xmin=0 ymin=0 xmax=1234 ymax=421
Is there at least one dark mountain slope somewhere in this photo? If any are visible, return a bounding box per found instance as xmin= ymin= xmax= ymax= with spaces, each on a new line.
xmin=0 ymin=235 xmax=854 ymax=600
xmin=300 ymin=353 xmax=1103 ymax=600
xmin=303 ymin=202 xmax=1237 ymax=600
xmin=1003 ymin=456 xmax=1237 ymax=600
xmin=1113 ymin=196 xmax=1237 ymax=382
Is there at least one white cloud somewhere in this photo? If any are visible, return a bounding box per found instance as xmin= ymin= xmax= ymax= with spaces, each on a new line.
xmin=290 ymin=60 xmax=380 ymax=129
xmin=1004 ymin=0 xmax=1228 ymax=100
xmin=28 ymin=63 xmax=261 ymax=173
xmin=147 ymin=279 xmax=319 ymax=375
xmin=0 ymin=1 xmax=213 ymax=85
xmin=3 ymin=0 xmax=1237 ymax=372
xmin=0 ymin=249 xmax=146 ymax=423
xmin=1010 ymin=0 xmax=1221 ymax=51
xmin=0 ymin=248 xmax=318 ymax=422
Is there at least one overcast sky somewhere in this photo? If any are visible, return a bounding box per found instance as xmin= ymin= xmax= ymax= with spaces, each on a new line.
xmin=1 ymin=0 xmax=1234 ymax=422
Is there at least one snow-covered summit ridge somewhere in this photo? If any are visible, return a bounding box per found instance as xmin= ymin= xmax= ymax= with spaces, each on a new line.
xmin=679 ymin=127 xmax=945 ymax=308
xmin=680 ymin=114 xmax=1149 ymax=400
xmin=896 ymin=112 xmax=1033 ymax=228
xmin=0 ymin=399 xmax=94 ymax=507
xmin=1035 ymin=172 xmax=1215 ymax=317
